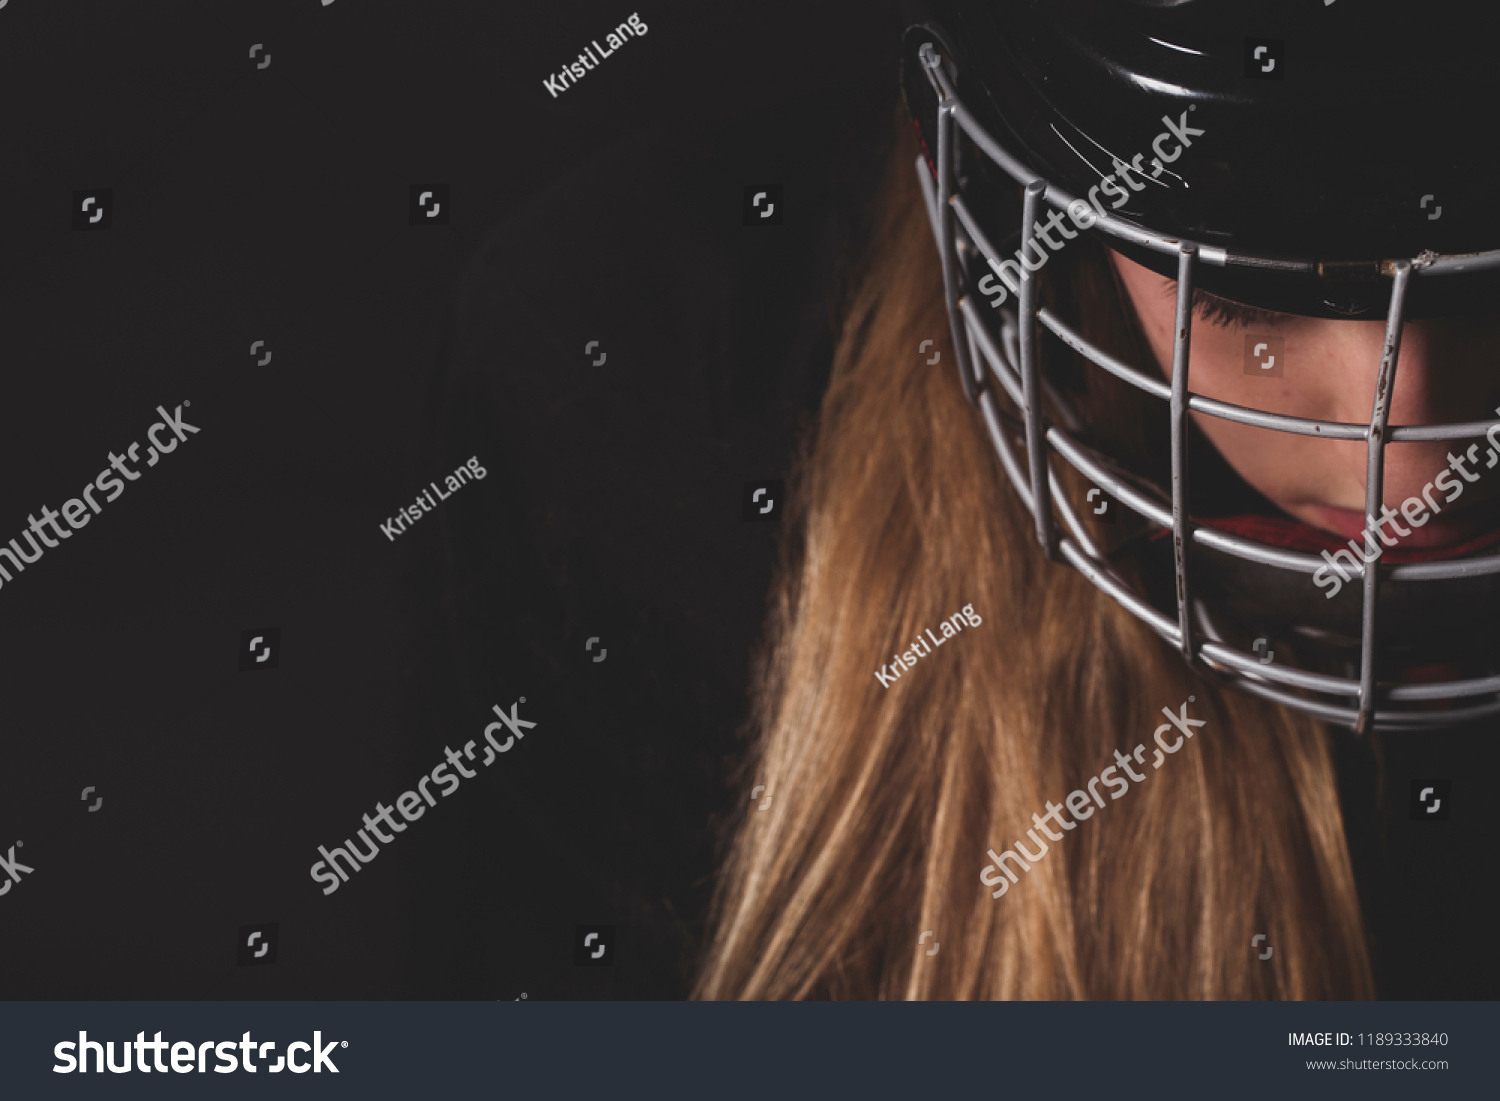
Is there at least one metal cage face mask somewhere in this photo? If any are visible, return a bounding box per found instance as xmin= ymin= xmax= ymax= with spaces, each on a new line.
xmin=907 ymin=33 xmax=1500 ymax=735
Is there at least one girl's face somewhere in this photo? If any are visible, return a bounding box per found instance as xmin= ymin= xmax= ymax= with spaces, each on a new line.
xmin=1110 ymin=251 xmax=1500 ymax=549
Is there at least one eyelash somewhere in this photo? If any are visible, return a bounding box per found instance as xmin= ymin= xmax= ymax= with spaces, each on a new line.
xmin=1158 ymin=283 xmax=1287 ymax=329
xmin=1193 ymin=294 xmax=1287 ymax=330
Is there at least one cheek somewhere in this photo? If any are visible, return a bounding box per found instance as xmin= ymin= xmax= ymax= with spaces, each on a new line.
xmin=1186 ymin=331 xmax=1362 ymax=509
xmin=1190 ymin=414 xmax=1364 ymax=513
xmin=1140 ymin=318 xmax=1363 ymax=511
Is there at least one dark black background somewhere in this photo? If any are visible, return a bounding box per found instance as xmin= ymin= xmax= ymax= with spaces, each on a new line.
xmin=4 ymin=0 xmax=1495 ymax=1007
xmin=0 ymin=0 xmax=901 ymax=999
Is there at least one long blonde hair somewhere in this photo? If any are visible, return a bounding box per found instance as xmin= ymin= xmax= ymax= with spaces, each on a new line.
xmin=694 ymin=107 xmax=1374 ymax=1001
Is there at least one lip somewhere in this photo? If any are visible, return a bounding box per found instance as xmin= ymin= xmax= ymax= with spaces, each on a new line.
xmin=1309 ymin=497 xmax=1500 ymax=551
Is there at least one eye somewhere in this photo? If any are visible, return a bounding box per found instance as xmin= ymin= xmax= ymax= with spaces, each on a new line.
xmin=1158 ymin=280 xmax=1291 ymax=330
xmin=1193 ymin=293 xmax=1289 ymax=330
